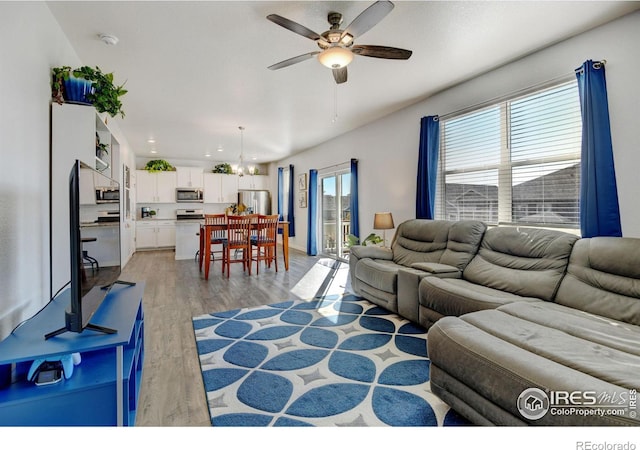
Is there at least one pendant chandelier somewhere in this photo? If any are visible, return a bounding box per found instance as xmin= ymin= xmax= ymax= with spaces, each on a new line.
xmin=237 ymin=126 xmax=246 ymax=177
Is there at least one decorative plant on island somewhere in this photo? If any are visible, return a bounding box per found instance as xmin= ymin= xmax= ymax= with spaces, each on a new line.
xmin=51 ymin=65 xmax=127 ymax=118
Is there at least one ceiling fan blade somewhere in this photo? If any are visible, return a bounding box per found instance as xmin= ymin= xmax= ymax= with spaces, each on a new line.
xmin=332 ymin=67 xmax=348 ymax=84
xmin=267 ymin=14 xmax=328 ymax=43
xmin=268 ymin=51 xmax=321 ymax=71
xmin=341 ymin=1 xmax=395 ymax=41
xmin=352 ymin=45 xmax=412 ymax=60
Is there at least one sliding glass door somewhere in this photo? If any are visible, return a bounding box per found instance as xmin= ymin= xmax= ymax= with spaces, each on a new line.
xmin=321 ymin=170 xmax=351 ymax=260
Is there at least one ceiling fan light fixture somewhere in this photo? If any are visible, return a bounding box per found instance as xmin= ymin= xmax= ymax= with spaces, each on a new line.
xmin=318 ymin=46 xmax=353 ymax=69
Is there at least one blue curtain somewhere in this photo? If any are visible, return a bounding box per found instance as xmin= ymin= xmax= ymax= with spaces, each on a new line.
xmin=575 ymin=60 xmax=622 ymax=238
xmin=416 ymin=115 xmax=440 ymax=219
xmin=307 ymin=169 xmax=318 ymax=255
xmin=277 ymin=167 xmax=284 ymax=221
xmin=350 ymin=159 xmax=359 ymax=239
xmin=288 ymin=164 xmax=295 ymax=237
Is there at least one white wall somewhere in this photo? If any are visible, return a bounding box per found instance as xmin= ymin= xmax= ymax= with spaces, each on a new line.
xmin=0 ymin=3 xmax=138 ymax=340
xmin=274 ymin=11 xmax=640 ymax=252
xmin=0 ymin=3 xmax=81 ymax=339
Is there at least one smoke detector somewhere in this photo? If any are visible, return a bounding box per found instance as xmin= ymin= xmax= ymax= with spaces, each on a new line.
xmin=99 ymin=34 xmax=119 ymax=46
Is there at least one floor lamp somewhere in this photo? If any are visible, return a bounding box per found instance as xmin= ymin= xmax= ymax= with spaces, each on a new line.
xmin=373 ymin=212 xmax=395 ymax=248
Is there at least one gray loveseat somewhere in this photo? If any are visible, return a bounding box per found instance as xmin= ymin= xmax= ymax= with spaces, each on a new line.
xmin=348 ymin=219 xmax=486 ymax=319
xmin=348 ymin=220 xmax=640 ymax=426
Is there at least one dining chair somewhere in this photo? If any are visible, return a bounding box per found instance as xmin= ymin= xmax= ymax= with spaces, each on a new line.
xmin=223 ymin=214 xmax=255 ymax=278
xmin=201 ymin=213 xmax=228 ymax=279
xmin=250 ymin=214 xmax=279 ymax=275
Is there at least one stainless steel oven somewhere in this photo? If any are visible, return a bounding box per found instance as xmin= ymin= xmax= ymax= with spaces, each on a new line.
xmin=176 ymin=188 xmax=204 ymax=203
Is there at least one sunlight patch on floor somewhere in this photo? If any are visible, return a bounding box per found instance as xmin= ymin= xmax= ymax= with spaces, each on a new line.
xmin=290 ymin=258 xmax=350 ymax=301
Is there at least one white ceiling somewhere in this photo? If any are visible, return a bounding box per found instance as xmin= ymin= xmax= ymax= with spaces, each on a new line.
xmin=47 ymin=1 xmax=640 ymax=165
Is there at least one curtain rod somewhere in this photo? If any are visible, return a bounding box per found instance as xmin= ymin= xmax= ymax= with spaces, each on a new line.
xmin=436 ymin=59 xmax=605 ymax=122
xmin=318 ymin=160 xmax=355 ymax=172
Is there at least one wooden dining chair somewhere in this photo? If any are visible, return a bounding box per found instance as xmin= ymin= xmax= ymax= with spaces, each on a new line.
xmin=201 ymin=213 xmax=228 ymax=279
xmin=250 ymin=214 xmax=279 ymax=275
xmin=223 ymin=214 xmax=255 ymax=278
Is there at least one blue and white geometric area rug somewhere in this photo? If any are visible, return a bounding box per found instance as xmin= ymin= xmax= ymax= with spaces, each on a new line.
xmin=192 ymin=294 xmax=470 ymax=427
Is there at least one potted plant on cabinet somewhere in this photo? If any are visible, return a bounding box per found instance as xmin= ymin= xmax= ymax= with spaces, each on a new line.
xmin=51 ymin=65 xmax=127 ymax=118
xmin=96 ymin=133 xmax=109 ymax=161
xmin=213 ymin=163 xmax=233 ymax=174
xmin=144 ymin=159 xmax=175 ymax=172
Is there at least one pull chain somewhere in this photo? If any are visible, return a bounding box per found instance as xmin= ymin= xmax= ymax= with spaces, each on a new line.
xmin=332 ymin=82 xmax=338 ymax=123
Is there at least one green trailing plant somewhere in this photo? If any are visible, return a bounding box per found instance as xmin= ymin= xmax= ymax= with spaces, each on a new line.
xmin=51 ymin=65 xmax=127 ymax=118
xmin=96 ymin=133 xmax=109 ymax=158
xmin=213 ymin=163 xmax=233 ymax=174
xmin=144 ymin=159 xmax=175 ymax=172
xmin=51 ymin=66 xmax=73 ymax=104
xmin=346 ymin=233 xmax=383 ymax=247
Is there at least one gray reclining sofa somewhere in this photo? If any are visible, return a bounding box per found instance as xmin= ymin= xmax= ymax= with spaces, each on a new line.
xmin=348 ymin=219 xmax=487 ymax=319
xmin=348 ymin=220 xmax=640 ymax=426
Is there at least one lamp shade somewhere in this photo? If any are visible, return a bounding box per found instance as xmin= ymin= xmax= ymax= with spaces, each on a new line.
xmin=318 ymin=46 xmax=354 ymax=69
xmin=373 ymin=212 xmax=394 ymax=230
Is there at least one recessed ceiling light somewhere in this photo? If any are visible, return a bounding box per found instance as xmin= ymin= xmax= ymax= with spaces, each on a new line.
xmin=150 ymin=150 xmax=157 ymax=154
xmin=147 ymin=139 xmax=156 ymax=144
xmin=205 ymin=154 xmax=211 ymax=157
xmin=252 ymin=157 xmax=257 ymax=160
xmin=217 ymin=146 xmax=223 ymax=152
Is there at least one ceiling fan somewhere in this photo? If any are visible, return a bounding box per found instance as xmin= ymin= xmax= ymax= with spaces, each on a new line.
xmin=266 ymin=0 xmax=412 ymax=84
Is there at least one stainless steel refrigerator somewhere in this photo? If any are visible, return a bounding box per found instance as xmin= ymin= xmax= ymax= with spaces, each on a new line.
xmin=238 ymin=190 xmax=272 ymax=215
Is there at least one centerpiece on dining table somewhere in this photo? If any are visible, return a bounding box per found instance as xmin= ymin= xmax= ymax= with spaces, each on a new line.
xmin=225 ymin=202 xmax=248 ymax=215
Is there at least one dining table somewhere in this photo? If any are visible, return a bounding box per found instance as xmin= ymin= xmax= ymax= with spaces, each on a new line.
xmin=200 ymin=220 xmax=290 ymax=280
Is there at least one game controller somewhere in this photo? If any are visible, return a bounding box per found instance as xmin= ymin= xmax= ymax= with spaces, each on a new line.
xmin=27 ymin=352 xmax=81 ymax=382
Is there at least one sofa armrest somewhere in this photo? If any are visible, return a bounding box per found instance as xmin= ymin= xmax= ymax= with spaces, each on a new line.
xmin=397 ymin=266 xmax=462 ymax=324
xmin=349 ymin=245 xmax=393 ymax=261
xmin=410 ymin=262 xmax=460 ymax=274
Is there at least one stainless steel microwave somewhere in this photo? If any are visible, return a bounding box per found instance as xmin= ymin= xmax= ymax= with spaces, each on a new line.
xmin=95 ymin=187 xmax=120 ymax=203
xmin=176 ymin=188 xmax=204 ymax=203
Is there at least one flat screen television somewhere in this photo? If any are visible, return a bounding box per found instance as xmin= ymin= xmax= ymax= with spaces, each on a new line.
xmin=46 ymin=160 xmax=133 ymax=340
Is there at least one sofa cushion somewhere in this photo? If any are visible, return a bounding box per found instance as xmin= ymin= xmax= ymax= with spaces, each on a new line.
xmin=439 ymin=220 xmax=487 ymax=270
xmin=420 ymin=277 xmax=542 ymax=317
xmin=428 ymin=303 xmax=640 ymax=425
xmin=555 ymin=237 xmax=640 ymax=326
xmin=391 ymin=219 xmax=450 ymax=266
xmin=355 ymin=259 xmax=403 ymax=294
xmin=462 ymin=227 xmax=579 ymax=301
xmin=410 ymin=262 xmax=460 ymax=274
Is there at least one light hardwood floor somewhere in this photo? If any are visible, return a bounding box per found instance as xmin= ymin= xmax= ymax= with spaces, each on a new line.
xmin=120 ymin=247 xmax=351 ymax=426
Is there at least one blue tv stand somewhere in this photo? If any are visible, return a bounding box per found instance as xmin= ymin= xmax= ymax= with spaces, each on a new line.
xmin=0 ymin=282 xmax=144 ymax=426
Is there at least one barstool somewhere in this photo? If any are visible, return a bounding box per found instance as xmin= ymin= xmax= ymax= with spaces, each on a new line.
xmin=81 ymin=237 xmax=99 ymax=274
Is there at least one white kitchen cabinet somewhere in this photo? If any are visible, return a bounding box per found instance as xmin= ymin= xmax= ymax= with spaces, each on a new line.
xmin=238 ymin=174 xmax=268 ymax=190
xmin=136 ymin=220 xmax=176 ymax=249
xmin=136 ymin=170 xmax=177 ymax=203
xmin=176 ymin=167 xmax=204 ymax=188
xmin=204 ymin=173 xmax=238 ymax=204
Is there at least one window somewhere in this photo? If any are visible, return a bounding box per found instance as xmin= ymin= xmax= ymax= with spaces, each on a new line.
xmin=436 ymin=80 xmax=582 ymax=229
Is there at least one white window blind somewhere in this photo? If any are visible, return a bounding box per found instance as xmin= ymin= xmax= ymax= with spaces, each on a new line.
xmin=437 ymin=81 xmax=582 ymax=228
